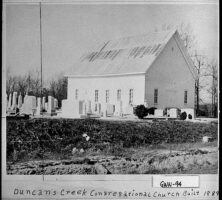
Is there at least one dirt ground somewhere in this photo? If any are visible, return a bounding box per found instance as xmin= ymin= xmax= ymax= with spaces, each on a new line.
xmin=7 ymin=144 xmax=218 ymax=175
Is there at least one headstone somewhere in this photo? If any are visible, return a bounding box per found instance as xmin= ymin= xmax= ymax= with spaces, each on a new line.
xmin=54 ymin=98 xmax=58 ymax=109
xmin=12 ymin=92 xmax=17 ymax=110
xmin=36 ymin=97 xmax=42 ymax=115
xmin=98 ymin=103 xmax=101 ymax=114
xmin=106 ymin=104 xmax=114 ymax=116
xmin=114 ymin=101 xmax=123 ymax=116
xmin=48 ymin=96 xmax=55 ymax=114
xmin=86 ymin=100 xmax=92 ymax=114
xmin=154 ymin=109 xmax=163 ymax=117
xmin=124 ymin=105 xmax=134 ymax=115
xmin=79 ymin=100 xmax=84 ymax=115
xmin=42 ymin=97 xmax=46 ymax=110
xmin=6 ymin=94 xmax=9 ymax=111
xmin=60 ymin=99 xmax=82 ymax=118
xmin=202 ymin=136 xmax=213 ymax=143
xmin=8 ymin=93 xmax=12 ymax=109
xmin=18 ymin=93 xmax=23 ymax=109
xmin=94 ymin=103 xmax=101 ymax=114
xmin=21 ymin=95 xmax=36 ymax=115
xmin=82 ymin=101 xmax=86 ymax=115
xmin=169 ymin=108 xmax=178 ymax=118
xmin=45 ymin=102 xmax=48 ymax=111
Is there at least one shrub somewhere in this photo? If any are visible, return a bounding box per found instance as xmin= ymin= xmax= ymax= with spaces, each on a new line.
xmin=6 ymin=118 xmax=218 ymax=162
xmin=180 ymin=112 xmax=187 ymax=120
xmin=133 ymin=105 xmax=148 ymax=119
xmin=188 ymin=114 xmax=192 ymax=119
xmin=147 ymin=107 xmax=157 ymax=115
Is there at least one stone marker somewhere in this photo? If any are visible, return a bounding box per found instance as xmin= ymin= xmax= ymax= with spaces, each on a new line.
xmin=202 ymin=136 xmax=212 ymax=143
xmin=12 ymin=92 xmax=17 ymax=110
xmin=106 ymin=104 xmax=114 ymax=116
xmin=18 ymin=93 xmax=23 ymax=109
xmin=94 ymin=163 xmax=111 ymax=174
xmin=114 ymin=101 xmax=123 ymax=116
xmin=6 ymin=94 xmax=8 ymax=110
xmin=42 ymin=97 xmax=46 ymax=110
xmin=36 ymin=97 xmax=42 ymax=115
xmin=61 ymin=99 xmax=83 ymax=118
xmin=45 ymin=102 xmax=48 ymax=111
xmin=54 ymin=98 xmax=58 ymax=109
xmin=8 ymin=93 xmax=12 ymax=109
xmin=86 ymin=100 xmax=92 ymax=114
xmin=82 ymin=101 xmax=86 ymax=115
xmin=169 ymin=108 xmax=178 ymax=118
xmin=79 ymin=100 xmax=84 ymax=115
xmin=124 ymin=105 xmax=134 ymax=115
xmin=48 ymin=96 xmax=54 ymax=114
xmin=154 ymin=109 xmax=164 ymax=117
xmin=21 ymin=95 xmax=36 ymax=115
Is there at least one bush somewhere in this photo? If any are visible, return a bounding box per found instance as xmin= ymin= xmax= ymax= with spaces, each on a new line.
xmin=6 ymin=118 xmax=218 ymax=162
xmin=147 ymin=107 xmax=157 ymax=115
xmin=180 ymin=112 xmax=187 ymax=120
xmin=133 ymin=105 xmax=148 ymax=119
xmin=188 ymin=114 xmax=192 ymax=119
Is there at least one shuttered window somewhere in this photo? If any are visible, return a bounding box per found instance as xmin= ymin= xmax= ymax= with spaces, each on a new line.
xmin=106 ymin=90 xmax=109 ymax=103
xmin=184 ymin=90 xmax=188 ymax=104
xmin=154 ymin=89 xmax=158 ymax=104
xmin=95 ymin=90 xmax=99 ymax=102
xmin=129 ymin=89 xmax=133 ymax=104
xmin=75 ymin=89 xmax=78 ymax=100
xmin=117 ymin=89 xmax=121 ymax=101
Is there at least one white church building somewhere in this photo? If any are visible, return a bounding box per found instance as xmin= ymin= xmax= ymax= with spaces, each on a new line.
xmin=61 ymin=29 xmax=197 ymax=118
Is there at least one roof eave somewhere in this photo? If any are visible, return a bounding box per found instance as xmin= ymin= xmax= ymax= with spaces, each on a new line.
xmin=65 ymin=72 xmax=146 ymax=78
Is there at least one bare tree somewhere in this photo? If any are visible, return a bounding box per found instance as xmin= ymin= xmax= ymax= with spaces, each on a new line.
xmin=177 ymin=23 xmax=210 ymax=116
xmin=191 ymin=52 xmax=208 ymax=116
xmin=204 ymin=59 xmax=218 ymax=117
xmin=178 ymin=23 xmax=196 ymax=54
xmin=48 ymin=73 xmax=67 ymax=107
xmin=6 ymin=69 xmax=42 ymax=98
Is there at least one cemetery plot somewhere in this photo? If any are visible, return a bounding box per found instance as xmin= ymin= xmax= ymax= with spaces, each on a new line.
xmin=6 ymin=118 xmax=218 ymax=174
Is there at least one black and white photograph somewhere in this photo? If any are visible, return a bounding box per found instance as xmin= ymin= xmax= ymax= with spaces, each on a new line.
xmin=3 ymin=0 xmax=219 ymax=177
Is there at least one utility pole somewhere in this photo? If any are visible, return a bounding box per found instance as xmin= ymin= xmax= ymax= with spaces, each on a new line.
xmin=39 ymin=2 xmax=43 ymax=115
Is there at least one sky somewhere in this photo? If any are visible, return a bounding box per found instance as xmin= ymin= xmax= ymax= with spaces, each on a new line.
xmin=5 ymin=2 xmax=219 ymax=103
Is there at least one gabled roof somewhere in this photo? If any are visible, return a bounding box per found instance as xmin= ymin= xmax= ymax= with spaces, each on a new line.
xmin=66 ymin=29 xmax=196 ymax=78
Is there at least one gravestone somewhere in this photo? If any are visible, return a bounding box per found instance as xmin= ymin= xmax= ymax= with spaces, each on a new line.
xmin=12 ymin=92 xmax=17 ymax=110
xmin=169 ymin=108 xmax=178 ymax=118
xmin=79 ymin=100 xmax=84 ymax=115
xmin=48 ymin=96 xmax=55 ymax=114
xmin=61 ymin=99 xmax=83 ymax=118
xmin=6 ymin=95 xmax=8 ymax=111
xmin=86 ymin=100 xmax=92 ymax=114
xmin=8 ymin=93 xmax=12 ymax=109
xmin=45 ymin=102 xmax=48 ymax=111
xmin=18 ymin=93 xmax=23 ymax=109
xmin=124 ymin=105 xmax=134 ymax=115
xmin=36 ymin=97 xmax=42 ymax=115
xmin=106 ymin=104 xmax=114 ymax=116
xmin=42 ymin=97 xmax=46 ymax=110
xmin=154 ymin=109 xmax=163 ymax=117
xmin=114 ymin=101 xmax=123 ymax=116
xmin=54 ymin=98 xmax=58 ymax=109
xmin=94 ymin=103 xmax=101 ymax=114
xmin=21 ymin=95 xmax=36 ymax=115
